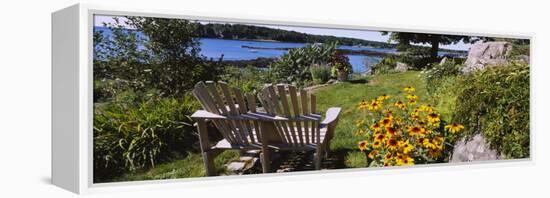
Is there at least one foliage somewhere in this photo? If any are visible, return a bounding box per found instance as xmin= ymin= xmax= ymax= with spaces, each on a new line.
xmin=310 ymin=64 xmax=332 ymax=84
xmin=424 ymin=59 xmax=462 ymax=94
xmin=383 ymin=32 xmax=484 ymax=61
xmin=93 ymin=93 xmax=200 ymax=182
xmin=352 ymin=86 xmax=464 ymax=167
xmin=453 ymin=62 xmax=530 ymax=158
xmin=220 ymin=65 xmax=268 ymax=94
xmin=269 ymin=42 xmax=337 ymax=86
xmin=330 ymin=51 xmax=353 ymax=74
xmin=370 ymin=56 xmax=399 ymax=74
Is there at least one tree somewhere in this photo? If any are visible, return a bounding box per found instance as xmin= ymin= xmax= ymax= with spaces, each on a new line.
xmin=383 ymin=32 xmax=482 ymax=62
xmin=126 ymin=16 xmax=223 ymax=96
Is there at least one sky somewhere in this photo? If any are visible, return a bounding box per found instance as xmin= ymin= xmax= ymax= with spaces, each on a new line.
xmin=94 ymin=15 xmax=472 ymax=51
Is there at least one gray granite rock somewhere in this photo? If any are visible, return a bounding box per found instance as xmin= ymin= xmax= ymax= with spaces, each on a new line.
xmin=451 ymin=134 xmax=500 ymax=162
xmin=462 ymin=41 xmax=512 ymax=73
xmin=395 ymin=62 xmax=409 ymax=72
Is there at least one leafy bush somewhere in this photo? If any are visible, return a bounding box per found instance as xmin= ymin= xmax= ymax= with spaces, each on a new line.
xmin=453 ymin=62 xmax=530 ymax=158
xmin=424 ymin=59 xmax=462 ymax=94
xmin=93 ymin=93 xmax=200 ymax=182
xmin=371 ymin=56 xmax=398 ymax=74
xmin=310 ymin=64 xmax=332 ymax=84
xmin=270 ymin=42 xmax=337 ymax=86
xmin=352 ymin=86 xmax=465 ymax=167
xmin=220 ymin=65 xmax=268 ymax=94
xmin=330 ymin=51 xmax=353 ymax=75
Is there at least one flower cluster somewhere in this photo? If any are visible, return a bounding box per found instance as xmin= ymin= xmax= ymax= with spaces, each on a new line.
xmin=354 ymin=86 xmax=464 ymax=167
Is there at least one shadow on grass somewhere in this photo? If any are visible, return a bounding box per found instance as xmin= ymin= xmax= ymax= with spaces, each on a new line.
xmin=242 ymin=149 xmax=353 ymax=174
xmin=348 ymin=79 xmax=368 ymax=84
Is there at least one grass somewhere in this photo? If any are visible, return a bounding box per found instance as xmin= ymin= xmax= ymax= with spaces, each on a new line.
xmin=108 ymin=71 xmax=429 ymax=181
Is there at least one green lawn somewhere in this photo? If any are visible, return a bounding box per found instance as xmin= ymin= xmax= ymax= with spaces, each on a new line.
xmin=109 ymin=71 xmax=429 ymax=181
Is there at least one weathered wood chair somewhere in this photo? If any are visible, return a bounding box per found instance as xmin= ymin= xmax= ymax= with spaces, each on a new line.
xmin=191 ymin=81 xmax=264 ymax=176
xmin=257 ymin=84 xmax=341 ymax=171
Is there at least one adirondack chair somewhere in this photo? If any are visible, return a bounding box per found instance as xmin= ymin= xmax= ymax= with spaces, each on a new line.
xmin=191 ymin=81 xmax=265 ymax=176
xmin=257 ymin=84 xmax=341 ymax=171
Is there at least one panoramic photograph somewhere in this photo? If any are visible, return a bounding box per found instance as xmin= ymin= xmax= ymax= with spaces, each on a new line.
xmin=92 ymin=15 xmax=530 ymax=183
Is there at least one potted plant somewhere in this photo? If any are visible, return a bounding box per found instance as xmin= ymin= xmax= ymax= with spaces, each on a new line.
xmin=330 ymin=52 xmax=353 ymax=81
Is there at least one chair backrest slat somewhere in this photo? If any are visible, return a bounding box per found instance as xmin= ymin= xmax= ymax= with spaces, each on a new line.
xmin=259 ymin=84 xmax=321 ymax=147
xmin=193 ymin=81 xmax=263 ymax=146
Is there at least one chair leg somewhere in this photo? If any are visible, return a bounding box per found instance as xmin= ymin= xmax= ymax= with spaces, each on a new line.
xmin=202 ymin=151 xmax=216 ymax=176
xmin=314 ymin=147 xmax=324 ymax=170
xmin=260 ymin=149 xmax=271 ymax=173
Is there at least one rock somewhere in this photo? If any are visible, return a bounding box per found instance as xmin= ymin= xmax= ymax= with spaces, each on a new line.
xmin=462 ymin=41 xmax=512 ymax=73
xmin=395 ymin=62 xmax=409 ymax=72
xmin=439 ymin=57 xmax=448 ymax=65
xmin=451 ymin=134 xmax=500 ymax=162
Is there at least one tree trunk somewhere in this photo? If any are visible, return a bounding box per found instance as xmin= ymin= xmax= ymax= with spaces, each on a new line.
xmin=430 ymin=38 xmax=440 ymax=63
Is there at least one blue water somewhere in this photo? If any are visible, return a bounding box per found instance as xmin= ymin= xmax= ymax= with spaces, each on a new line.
xmin=95 ymin=27 xmax=463 ymax=74
xmin=199 ymin=38 xmax=387 ymax=73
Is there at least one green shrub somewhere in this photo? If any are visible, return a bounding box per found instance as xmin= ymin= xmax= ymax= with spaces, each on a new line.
xmin=270 ymin=42 xmax=337 ymax=87
xmin=425 ymin=59 xmax=462 ymax=94
xmin=428 ymin=75 xmax=463 ymax=120
xmin=453 ymin=62 xmax=530 ymax=159
xmin=310 ymin=64 xmax=332 ymax=84
xmin=93 ymin=93 xmax=200 ymax=182
xmin=371 ymin=56 xmax=398 ymax=74
xmin=220 ymin=65 xmax=268 ymax=94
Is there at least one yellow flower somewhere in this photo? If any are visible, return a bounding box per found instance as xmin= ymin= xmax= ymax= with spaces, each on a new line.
xmin=353 ymin=129 xmax=366 ymax=136
xmin=399 ymin=140 xmax=414 ymax=154
xmin=406 ymin=94 xmax=418 ymax=100
xmin=377 ymin=94 xmax=390 ymax=101
xmin=385 ymin=126 xmax=397 ymax=137
xmin=422 ymin=138 xmax=436 ymax=149
xmin=358 ymin=140 xmax=369 ymax=152
xmin=426 ymin=112 xmax=441 ymax=124
xmin=355 ymin=119 xmax=365 ymax=127
xmin=380 ymin=117 xmax=393 ymax=127
xmin=408 ymin=98 xmax=417 ymax=105
xmin=396 ymin=154 xmax=415 ymax=166
xmin=384 ymin=153 xmax=393 ymax=161
xmin=419 ymin=104 xmax=434 ymax=112
xmin=368 ymin=150 xmax=378 ymax=159
xmin=445 ymin=123 xmax=465 ymax=134
xmin=394 ymin=101 xmax=406 ymax=110
xmin=407 ymin=126 xmax=426 ymax=137
xmin=404 ymin=86 xmax=415 ymax=93
xmin=368 ymin=100 xmax=381 ymax=111
xmin=372 ymin=140 xmax=382 ymax=149
xmin=386 ymin=138 xmax=398 ymax=150
xmin=370 ymin=123 xmax=382 ymax=132
xmin=375 ymin=134 xmax=387 ymax=143
xmin=357 ymin=99 xmax=369 ymax=111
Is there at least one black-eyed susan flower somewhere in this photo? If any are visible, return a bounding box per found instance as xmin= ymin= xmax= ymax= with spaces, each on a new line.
xmin=368 ymin=150 xmax=378 ymax=159
xmin=407 ymin=126 xmax=426 ymax=137
xmin=404 ymin=86 xmax=415 ymax=93
xmin=445 ymin=123 xmax=465 ymax=134
xmin=384 ymin=152 xmax=393 ymax=161
xmin=357 ymin=99 xmax=369 ymax=111
xmin=377 ymin=94 xmax=390 ymax=101
xmin=397 ymin=155 xmax=415 ymax=166
xmin=370 ymin=123 xmax=382 ymax=132
xmin=368 ymin=100 xmax=381 ymax=111
xmin=408 ymin=98 xmax=417 ymax=105
xmin=375 ymin=134 xmax=386 ymax=142
xmin=428 ymin=149 xmax=442 ymax=158
xmin=401 ymin=140 xmax=414 ymax=154
xmin=385 ymin=126 xmax=397 ymax=136
xmin=406 ymin=94 xmax=418 ymax=100
xmin=419 ymin=104 xmax=434 ymax=112
xmin=380 ymin=117 xmax=393 ymax=127
xmin=394 ymin=101 xmax=406 ymax=110
xmin=386 ymin=138 xmax=398 ymax=150
xmin=372 ymin=140 xmax=382 ymax=149
xmin=358 ymin=140 xmax=369 ymax=152
xmin=426 ymin=112 xmax=441 ymax=124
xmin=422 ymin=138 xmax=436 ymax=149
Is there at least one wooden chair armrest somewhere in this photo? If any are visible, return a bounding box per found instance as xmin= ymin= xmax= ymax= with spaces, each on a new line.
xmin=321 ymin=107 xmax=342 ymax=126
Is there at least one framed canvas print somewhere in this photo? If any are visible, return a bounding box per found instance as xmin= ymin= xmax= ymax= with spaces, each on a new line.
xmin=52 ymin=3 xmax=532 ymax=194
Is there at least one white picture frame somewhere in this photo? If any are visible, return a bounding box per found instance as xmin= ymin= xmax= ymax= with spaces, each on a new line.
xmin=52 ymin=3 xmax=534 ymax=194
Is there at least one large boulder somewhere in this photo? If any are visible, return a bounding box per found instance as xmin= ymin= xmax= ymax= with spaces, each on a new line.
xmin=395 ymin=62 xmax=409 ymax=72
xmin=451 ymin=134 xmax=501 ymax=162
xmin=462 ymin=41 xmax=512 ymax=73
